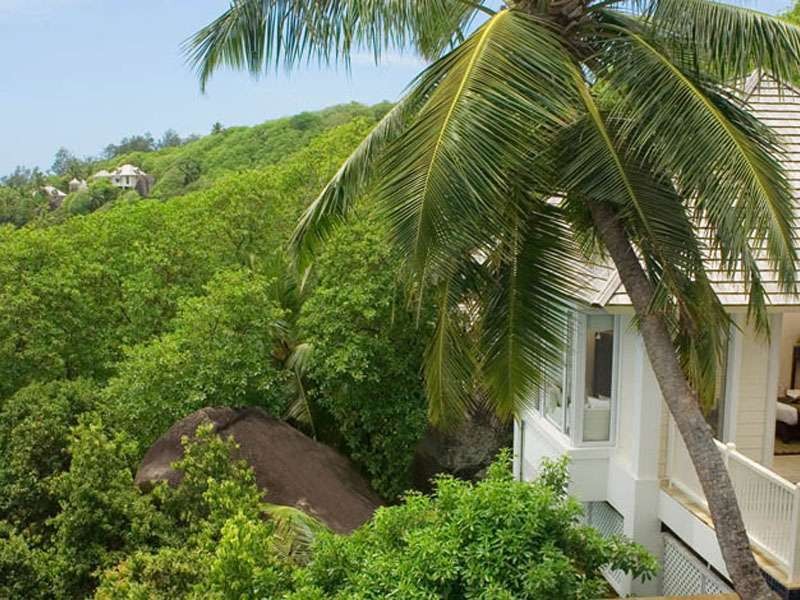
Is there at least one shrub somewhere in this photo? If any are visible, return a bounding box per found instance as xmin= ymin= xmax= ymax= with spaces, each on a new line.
xmin=95 ymin=426 xmax=303 ymax=599
xmin=153 ymin=425 xmax=267 ymax=539
xmin=202 ymin=514 xmax=295 ymax=600
xmin=0 ymin=379 xmax=99 ymax=531
xmin=47 ymin=419 xmax=168 ymax=598
xmin=297 ymin=451 xmax=657 ymax=599
xmin=0 ymin=523 xmax=51 ymax=599
xmin=298 ymin=217 xmax=430 ymax=498
xmin=102 ymin=270 xmax=289 ymax=449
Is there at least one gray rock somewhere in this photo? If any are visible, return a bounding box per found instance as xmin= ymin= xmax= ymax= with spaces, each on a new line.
xmin=135 ymin=406 xmax=383 ymax=533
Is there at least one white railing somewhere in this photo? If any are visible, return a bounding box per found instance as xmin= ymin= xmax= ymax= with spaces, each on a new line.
xmin=666 ymin=420 xmax=800 ymax=582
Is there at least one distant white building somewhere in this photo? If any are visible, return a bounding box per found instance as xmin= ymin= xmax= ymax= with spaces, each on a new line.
xmin=37 ymin=185 xmax=67 ymax=209
xmin=92 ymin=164 xmax=154 ymax=196
xmin=68 ymin=178 xmax=88 ymax=193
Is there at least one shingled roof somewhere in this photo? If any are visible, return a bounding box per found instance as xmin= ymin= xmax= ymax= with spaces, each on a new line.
xmin=592 ymin=72 xmax=800 ymax=309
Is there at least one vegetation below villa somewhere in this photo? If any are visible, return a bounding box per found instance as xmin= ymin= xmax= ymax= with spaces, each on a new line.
xmin=0 ymin=106 xmax=655 ymax=598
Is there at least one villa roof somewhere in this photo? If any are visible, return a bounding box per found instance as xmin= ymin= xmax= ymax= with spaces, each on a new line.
xmin=42 ymin=185 xmax=66 ymax=198
xmin=116 ymin=164 xmax=142 ymax=176
xmin=592 ymin=72 xmax=800 ymax=309
xmin=92 ymin=165 xmax=147 ymax=179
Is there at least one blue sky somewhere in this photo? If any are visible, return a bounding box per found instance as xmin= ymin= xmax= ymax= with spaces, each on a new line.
xmin=0 ymin=0 xmax=794 ymax=175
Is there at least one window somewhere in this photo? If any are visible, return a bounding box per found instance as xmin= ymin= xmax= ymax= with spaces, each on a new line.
xmin=544 ymin=319 xmax=574 ymax=435
xmin=583 ymin=314 xmax=615 ymax=442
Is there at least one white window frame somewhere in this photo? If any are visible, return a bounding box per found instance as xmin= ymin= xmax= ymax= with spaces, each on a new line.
xmin=572 ymin=311 xmax=620 ymax=448
xmin=542 ymin=317 xmax=577 ymax=436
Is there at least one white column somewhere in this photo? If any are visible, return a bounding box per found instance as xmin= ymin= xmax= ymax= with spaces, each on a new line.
xmin=722 ymin=314 xmax=743 ymax=444
xmin=762 ymin=313 xmax=782 ymax=466
xmin=604 ymin=316 xmax=664 ymax=595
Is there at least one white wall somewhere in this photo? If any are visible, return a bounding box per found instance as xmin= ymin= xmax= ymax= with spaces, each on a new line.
xmin=613 ymin=315 xmax=639 ymax=469
xmin=733 ymin=323 xmax=772 ymax=462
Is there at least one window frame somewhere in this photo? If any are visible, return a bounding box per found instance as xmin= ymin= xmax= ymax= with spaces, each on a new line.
xmin=573 ymin=311 xmax=620 ymax=448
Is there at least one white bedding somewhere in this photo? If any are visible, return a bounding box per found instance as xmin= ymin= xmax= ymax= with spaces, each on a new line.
xmin=777 ymin=401 xmax=799 ymax=426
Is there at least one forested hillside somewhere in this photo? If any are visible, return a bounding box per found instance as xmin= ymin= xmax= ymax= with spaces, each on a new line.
xmin=0 ymin=106 xmax=431 ymax=596
xmin=0 ymin=104 xmax=653 ymax=599
xmin=0 ymin=103 xmax=390 ymax=226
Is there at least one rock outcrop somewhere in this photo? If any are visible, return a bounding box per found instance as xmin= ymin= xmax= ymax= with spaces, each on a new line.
xmin=135 ymin=406 xmax=383 ymax=533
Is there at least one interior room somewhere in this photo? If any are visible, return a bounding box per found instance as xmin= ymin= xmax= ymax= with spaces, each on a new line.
xmin=773 ymin=313 xmax=800 ymax=481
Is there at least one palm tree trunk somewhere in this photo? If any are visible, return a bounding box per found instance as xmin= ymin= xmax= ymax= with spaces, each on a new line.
xmin=588 ymin=201 xmax=775 ymax=600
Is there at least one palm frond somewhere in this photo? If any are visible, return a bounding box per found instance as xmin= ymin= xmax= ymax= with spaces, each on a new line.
xmin=597 ymin=24 xmax=797 ymax=323
xmin=263 ymin=502 xmax=327 ymax=564
xmin=479 ymin=200 xmax=582 ymax=419
xmin=283 ymin=342 xmax=315 ymax=436
xmin=291 ymin=99 xmax=420 ymax=266
xmin=639 ymin=0 xmax=800 ymax=81
xmin=425 ymin=275 xmax=479 ymax=427
xmin=372 ymin=10 xmax=578 ymax=280
xmin=184 ymin=0 xmax=481 ymax=91
xmin=556 ymin=100 xmax=733 ymax=406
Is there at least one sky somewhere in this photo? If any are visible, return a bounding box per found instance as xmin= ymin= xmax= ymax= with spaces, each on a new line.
xmin=0 ymin=0 xmax=794 ymax=176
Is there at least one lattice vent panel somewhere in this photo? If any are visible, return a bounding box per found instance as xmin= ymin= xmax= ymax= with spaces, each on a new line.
xmin=662 ymin=532 xmax=733 ymax=596
xmin=585 ymin=502 xmax=626 ymax=591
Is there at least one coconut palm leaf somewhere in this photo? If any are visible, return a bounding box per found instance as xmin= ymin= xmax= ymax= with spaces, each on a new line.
xmin=556 ymin=99 xmax=732 ymax=405
xmin=425 ymin=275 xmax=479 ymax=425
xmin=263 ymin=502 xmax=327 ymax=564
xmin=291 ymin=95 xmax=426 ymax=265
xmin=184 ymin=0 xmax=482 ymax=91
xmin=479 ymin=200 xmax=582 ymax=419
xmin=640 ymin=0 xmax=800 ymax=81
xmin=370 ymin=10 xmax=579 ymax=278
xmin=596 ymin=24 xmax=797 ymax=307
xmin=283 ymin=342 xmax=315 ymax=436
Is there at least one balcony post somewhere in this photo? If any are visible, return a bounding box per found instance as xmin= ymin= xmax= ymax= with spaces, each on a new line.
xmin=788 ymin=483 xmax=800 ymax=583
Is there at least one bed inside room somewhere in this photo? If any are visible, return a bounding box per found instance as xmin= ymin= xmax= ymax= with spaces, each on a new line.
xmin=773 ymin=313 xmax=800 ymax=482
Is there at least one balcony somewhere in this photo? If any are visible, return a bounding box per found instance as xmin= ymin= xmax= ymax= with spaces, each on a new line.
xmin=665 ymin=420 xmax=800 ymax=585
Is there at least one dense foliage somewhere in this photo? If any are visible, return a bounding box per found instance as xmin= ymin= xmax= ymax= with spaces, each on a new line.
xmin=299 ymin=216 xmax=430 ymax=497
xmin=0 ymin=102 xmax=391 ymax=227
xmin=0 ymin=105 xmax=443 ymax=596
xmin=93 ymin=451 xmax=656 ymax=599
xmin=0 ymin=103 xmax=654 ymax=596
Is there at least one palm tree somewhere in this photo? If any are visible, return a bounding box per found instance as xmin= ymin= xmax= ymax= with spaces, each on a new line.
xmin=185 ymin=2 xmax=800 ymax=597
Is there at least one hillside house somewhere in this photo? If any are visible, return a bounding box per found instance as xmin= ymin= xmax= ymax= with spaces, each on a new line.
xmin=92 ymin=164 xmax=154 ymax=196
xmin=68 ymin=178 xmax=88 ymax=193
xmin=38 ymin=185 xmax=67 ymax=209
xmin=514 ymin=72 xmax=800 ymax=598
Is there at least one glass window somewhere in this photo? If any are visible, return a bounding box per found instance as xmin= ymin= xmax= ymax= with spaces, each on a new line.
xmin=544 ymin=319 xmax=574 ymax=434
xmin=583 ymin=315 xmax=614 ymax=442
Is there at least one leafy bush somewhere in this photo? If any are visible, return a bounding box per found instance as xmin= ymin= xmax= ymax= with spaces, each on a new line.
xmin=47 ymin=419 xmax=169 ymax=598
xmin=0 ymin=379 xmax=99 ymax=531
xmin=96 ymin=451 xmax=656 ymax=600
xmin=202 ymin=514 xmax=296 ymax=600
xmin=0 ymin=523 xmax=51 ymax=599
xmin=95 ymin=425 xmax=307 ymax=599
xmin=299 ymin=216 xmax=430 ymax=498
xmin=102 ymin=269 xmax=289 ymax=449
xmin=296 ymin=452 xmax=656 ymax=599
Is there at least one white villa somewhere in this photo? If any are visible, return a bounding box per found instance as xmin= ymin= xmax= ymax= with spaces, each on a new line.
xmin=38 ymin=185 xmax=67 ymax=209
xmin=514 ymin=73 xmax=800 ymax=598
xmin=92 ymin=164 xmax=153 ymax=196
